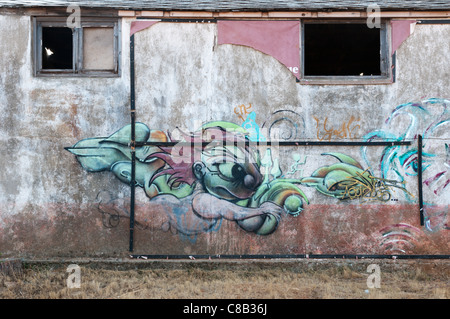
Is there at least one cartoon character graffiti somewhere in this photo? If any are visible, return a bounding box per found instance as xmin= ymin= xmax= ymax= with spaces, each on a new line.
xmin=66 ymin=121 xmax=308 ymax=239
xmin=66 ymin=98 xmax=448 ymax=246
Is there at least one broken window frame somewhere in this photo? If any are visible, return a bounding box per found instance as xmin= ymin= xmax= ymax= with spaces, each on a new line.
xmin=300 ymin=19 xmax=392 ymax=85
xmin=33 ymin=16 xmax=121 ymax=77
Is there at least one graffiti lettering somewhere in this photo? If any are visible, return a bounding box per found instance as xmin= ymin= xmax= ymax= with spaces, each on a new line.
xmin=234 ymin=103 xmax=252 ymax=122
xmin=299 ymin=152 xmax=412 ymax=202
xmin=338 ymin=169 xmax=412 ymax=202
xmin=96 ymin=190 xmax=126 ymax=228
xmin=314 ymin=115 xmax=361 ymax=141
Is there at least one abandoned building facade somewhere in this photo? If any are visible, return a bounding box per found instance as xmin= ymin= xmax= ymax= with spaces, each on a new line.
xmin=0 ymin=1 xmax=448 ymax=258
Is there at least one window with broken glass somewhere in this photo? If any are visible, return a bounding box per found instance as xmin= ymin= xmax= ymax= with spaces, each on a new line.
xmin=33 ymin=17 xmax=120 ymax=77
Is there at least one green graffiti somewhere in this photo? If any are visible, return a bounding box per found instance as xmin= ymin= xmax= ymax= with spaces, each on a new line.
xmin=300 ymin=152 xmax=369 ymax=199
xmin=299 ymin=152 xmax=412 ymax=201
xmin=66 ymin=121 xmax=307 ymax=237
xmin=66 ymin=98 xmax=449 ymax=240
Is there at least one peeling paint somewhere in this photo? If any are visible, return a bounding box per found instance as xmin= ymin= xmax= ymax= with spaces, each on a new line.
xmin=0 ymin=16 xmax=448 ymax=258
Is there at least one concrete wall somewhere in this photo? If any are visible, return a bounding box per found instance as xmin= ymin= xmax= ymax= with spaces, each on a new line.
xmin=0 ymin=13 xmax=132 ymax=257
xmin=0 ymin=14 xmax=448 ymax=258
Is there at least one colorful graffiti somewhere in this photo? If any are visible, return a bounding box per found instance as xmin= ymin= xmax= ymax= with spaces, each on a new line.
xmin=241 ymin=111 xmax=266 ymax=142
xmin=299 ymin=153 xmax=411 ymax=202
xmin=66 ymin=121 xmax=308 ymax=238
xmin=66 ymin=98 xmax=449 ymax=244
xmin=361 ymin=98 xmax=449 ymax=232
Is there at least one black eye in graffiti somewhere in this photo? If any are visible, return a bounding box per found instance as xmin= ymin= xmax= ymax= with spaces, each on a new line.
xmin=218 ymin=163 xmax=246 ymax=182
xmin=232 ymin=164 xmax=246 ymax=180
xmin=217 ymin=163 xmax=258 ymax=190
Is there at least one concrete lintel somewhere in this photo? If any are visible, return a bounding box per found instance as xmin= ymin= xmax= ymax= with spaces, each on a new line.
xmin=317 ymin=11 xmax=362 ymax=18
xmin=118 ymin=10 xmax=135 ymax=17
xmin=138 ymin=11 xmax=164 ymax=17
xmin=169 ymin=11 xmax=214 ymax=18
xmin=217 ymin=11 xmax=263 ymax=18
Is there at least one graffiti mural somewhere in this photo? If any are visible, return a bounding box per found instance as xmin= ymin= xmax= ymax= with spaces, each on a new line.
xmin=66 ymin=121 xmax=308 ymax=239
xmin=66 ymin=98 xmax=448 ymax=249
xmin=361 ymin=98 xmax=449 ymax=232
xmin=299 ymin=152 xmax=411 ymax=202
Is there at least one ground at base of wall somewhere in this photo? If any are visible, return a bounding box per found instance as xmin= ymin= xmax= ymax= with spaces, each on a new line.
xmin=0 ymin=258 xmax=448 ymax=299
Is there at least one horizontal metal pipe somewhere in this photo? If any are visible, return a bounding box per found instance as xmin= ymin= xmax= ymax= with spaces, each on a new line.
xmin=130 ymin=254 xmax=449 ymax=260
xmin=417 ymin=19 xmax=450 ymax=24
xmin=135 ymin=140 xmax=412 ymax=147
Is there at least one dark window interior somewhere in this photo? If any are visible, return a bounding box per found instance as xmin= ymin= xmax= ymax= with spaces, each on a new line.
xmin=304 ymin=23 xmax=381 ymax=76
xmin=42 ymin=27 xmax=73 ymax=70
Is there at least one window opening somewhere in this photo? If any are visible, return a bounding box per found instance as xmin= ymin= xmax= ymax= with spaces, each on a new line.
xmin=42 ymin=27 xmax=73 ymax=70
xmin=34 ymin=17 xmax=120 ymax=77
xmin=301 ymin=20 xmax=391 ymax=83
xmin=304 ymin=23 xmax=382 ymax=76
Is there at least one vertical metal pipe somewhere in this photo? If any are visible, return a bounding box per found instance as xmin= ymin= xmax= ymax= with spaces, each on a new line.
xmin=129 ymin=34 xmax=136 ymax=252
xmin=391 ymin=51 xmax=396 ymax=83
xmin=418 ymin=135 xmax=424 ymax=226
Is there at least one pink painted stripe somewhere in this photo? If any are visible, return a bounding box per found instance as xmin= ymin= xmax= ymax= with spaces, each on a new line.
xmin=217 ymin=20 xmax=300 ymax=79
xmin=391 ymin=20 xmax=416 ymax=53
xmin=130 ymin=20 xmax=159 ymax=36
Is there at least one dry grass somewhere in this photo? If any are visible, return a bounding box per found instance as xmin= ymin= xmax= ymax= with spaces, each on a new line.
xmin=0 ymin=259 xmax=448 ymax=299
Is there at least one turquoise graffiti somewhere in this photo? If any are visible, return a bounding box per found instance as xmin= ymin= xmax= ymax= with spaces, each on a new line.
xmin=241 ymin=111 xmax=266 ymax=142
xmin=66 ymin=98 xmax=449 ymax=241
xmin=299 ymin=98 xmax=448 ymax=212
xmin=361 ymin=98 xmax=449 ymax=231
xmin=66 ymin=121 xmax=308 ymax=239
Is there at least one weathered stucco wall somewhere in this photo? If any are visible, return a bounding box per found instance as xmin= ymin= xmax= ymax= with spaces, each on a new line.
xmin=0 ymin=13 xmax=132 ymax=257
xmin=0 ymin=15 xmax=448 ymax=258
